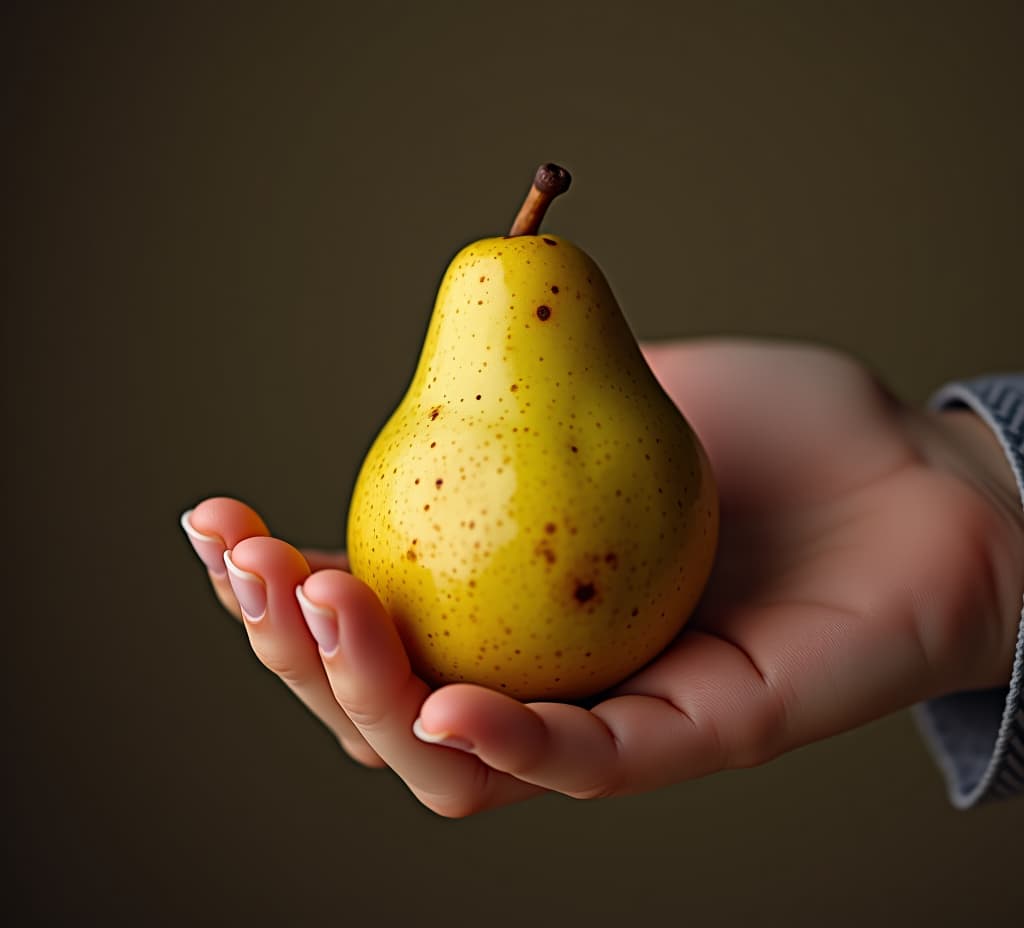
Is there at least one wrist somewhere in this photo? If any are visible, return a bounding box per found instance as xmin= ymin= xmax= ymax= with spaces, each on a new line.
xmin=924 ymin=407 xmax=1024 ymax=687
xmin=935 ymin=410 xmax=1024 ymax=526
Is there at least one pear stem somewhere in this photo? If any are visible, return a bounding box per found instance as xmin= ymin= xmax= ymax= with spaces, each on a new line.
xmin=508 ymin=163 xmax=572 ymax=236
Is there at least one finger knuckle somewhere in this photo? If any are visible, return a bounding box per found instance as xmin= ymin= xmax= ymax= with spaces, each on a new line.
xmin=336 ymin=698 xmax=389 ymax=733
xmin=333 ymin=677 xmax=421 ymax=736
xmin=252 ymin=647 xmax=301 ymax=685
xmin=339 ymin=737 xmax=386 ymax=769
xmin=568 ymin=778 xmax=620 ymax=801
xmin=413 ymin=764 xmax=490 ymax=819
xmin=419 ymin=793 xmax=483 ymax=819
xmin=730 ymin=687 xmax=789 ymax=769
xmin=686 ymin=708 xmax=729 ymax=773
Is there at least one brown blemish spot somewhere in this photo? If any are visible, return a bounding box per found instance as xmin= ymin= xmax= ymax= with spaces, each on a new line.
xmin=406 ymin=549 xmax=417 ymax=562
xmin=414 ymin=478 xmax=420 ymax=485
xmin=605 ymin=552 xmax=618 ymax=568
xmin=435 ymin=478 xmax=443 ymax=488
xmin=429 ymin=407 xmax=440 ymax=420
xmin=545 ymin=522 xmax=556 ymax=534
xmin=509 ymin=383 xmax=518 ymax=392
xmin=479 ymin=275 xmax=486 ymax=282
xmin=430 ymin=441 xmax=436 ymax=448
xmin=534 ymin=540 xmax=556 ymax=564
xmin=536 ymin=305 xmax=551 ymax=321
xmin=542 ymin=238 xmax=557 ymax=246
xmin=574 ymin=582 xmax=596 ymax=603
xmin=423 ymin=504 xmax=430 ymax=511
xmin=551 ymin=285 xmax=559 ymax=293
xmin=631 ymin=607 xmax=639 ymax=617
xmin=571 ymin=445 xmax=578 ymax=453
xmin=475 ymin=394 xmax=481 ymax=400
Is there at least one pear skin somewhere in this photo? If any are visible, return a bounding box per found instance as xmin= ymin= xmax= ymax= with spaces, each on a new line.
xmin=347 ymin=230 xmax=718 ymax=701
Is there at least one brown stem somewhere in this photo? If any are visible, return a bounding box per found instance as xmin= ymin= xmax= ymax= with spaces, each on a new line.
xmin=508 ymin=163 xmax=572 ymax=236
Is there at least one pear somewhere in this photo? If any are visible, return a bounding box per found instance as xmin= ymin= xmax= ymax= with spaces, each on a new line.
xmin=347 ymin=164 xmax=718 ymax=700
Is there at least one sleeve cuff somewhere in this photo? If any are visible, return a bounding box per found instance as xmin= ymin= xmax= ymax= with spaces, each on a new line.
xmin=912 ymin=374 xmax=1024 ymax=808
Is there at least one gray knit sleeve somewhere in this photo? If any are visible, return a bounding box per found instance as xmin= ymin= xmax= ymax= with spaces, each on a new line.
xmin=912 ymin=375 xmax=1024 ymax=807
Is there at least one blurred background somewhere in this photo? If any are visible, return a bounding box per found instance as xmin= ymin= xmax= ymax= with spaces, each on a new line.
xmin=5 ymin=1 xmax=1022 ymax=924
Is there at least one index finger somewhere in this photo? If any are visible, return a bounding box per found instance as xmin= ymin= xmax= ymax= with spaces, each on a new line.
xmin=182 ymin=496 xmax=270 ymax=621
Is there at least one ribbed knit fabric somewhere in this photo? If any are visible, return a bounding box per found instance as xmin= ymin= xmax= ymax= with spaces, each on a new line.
xmin=913 ymin=375 xmax=1024 ymax=807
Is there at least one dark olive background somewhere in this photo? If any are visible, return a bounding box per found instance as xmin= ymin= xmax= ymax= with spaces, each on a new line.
xmin=5 ymin=1 xmax=1023 ymax=925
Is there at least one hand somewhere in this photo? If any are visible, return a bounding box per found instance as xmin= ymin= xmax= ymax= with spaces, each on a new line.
xmin=182 ymin=339 xmax=1024 ymax=815
xmin=181 ymin=497 xmax=543 ymax=811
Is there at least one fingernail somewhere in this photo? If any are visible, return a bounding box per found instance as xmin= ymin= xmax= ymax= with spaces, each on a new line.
xmin=295 ymin=584 xmax=339 ymax=657
xmin=223 ymin=550 xmax=267 ymax=622
xmin=180 ymin=509 xmax=227 ymax=577
xmin=412 ymin=717 xmax=475 ymax=753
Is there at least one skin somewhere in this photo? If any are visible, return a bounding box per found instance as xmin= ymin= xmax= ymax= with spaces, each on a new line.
xmin=347 ymin=235 xmax=717 ymax=699
xmin=184 ymin=339 xmax=1024 ymax=816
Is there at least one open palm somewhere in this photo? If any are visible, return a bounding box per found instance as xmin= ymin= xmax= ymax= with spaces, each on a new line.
xmin=184 ymin=339 xmax=1020 ymax=815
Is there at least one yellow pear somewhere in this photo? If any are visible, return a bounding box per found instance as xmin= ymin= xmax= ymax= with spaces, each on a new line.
xmin=347 ymin=164 xmax=718 ymax=700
